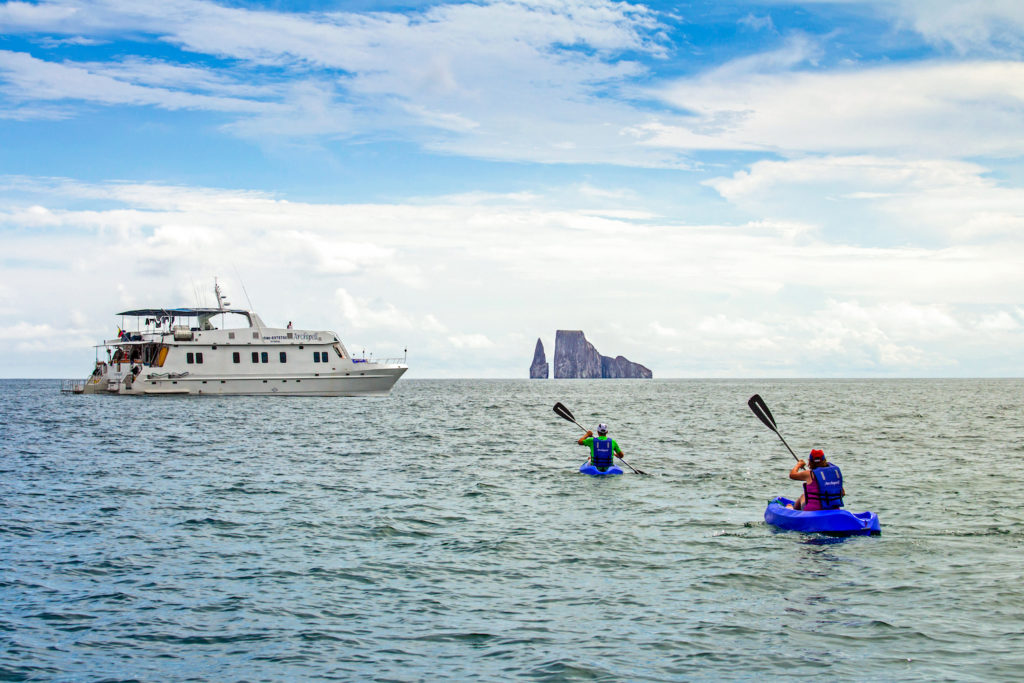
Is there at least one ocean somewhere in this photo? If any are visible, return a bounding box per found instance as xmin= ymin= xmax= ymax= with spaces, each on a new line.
xmin=2 ymin=378 xmax=1022 ymax=681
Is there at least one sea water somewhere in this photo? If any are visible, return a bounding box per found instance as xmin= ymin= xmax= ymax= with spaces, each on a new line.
xmin=1 ymin=379 xmax=1022 ymax=681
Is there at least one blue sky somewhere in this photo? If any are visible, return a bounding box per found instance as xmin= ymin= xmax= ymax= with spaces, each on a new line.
xmin=2 ymin=0 xmax=1023 ymax=377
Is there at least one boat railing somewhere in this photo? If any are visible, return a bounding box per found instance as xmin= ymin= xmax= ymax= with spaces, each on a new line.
xmin=60 ymin=379 xmax=86 ymax=394
xmin=353 ymin=357 xmax=406 ymax=366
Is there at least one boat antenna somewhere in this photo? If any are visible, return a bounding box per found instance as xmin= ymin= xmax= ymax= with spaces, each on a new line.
xmin=232 ymin=264 xmax=255 ymax=312
xmin=214 ymin=277 xmax=232 ymax=330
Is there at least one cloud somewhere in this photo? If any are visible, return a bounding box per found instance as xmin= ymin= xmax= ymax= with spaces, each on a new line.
xmin=2 ymin=1 xmax=1023 ymax=167
xmin=739 ymin=14 xmax=776 ymax=33
xmin=643 ymin=53 xmax=1024 ymax=157
xmin=0 ymin=321 xmax=94 ymax=351
xmin=705 ymin=155 xmax=1024 ymax=246
xmin=448 ymin=333 xmax=494 ymax=349
xmin=335 ymin=288 xmax=413 ymax=330
xmin=883 ymin=0 xmax=1024 ymax=55
xmin=977 ymin=311 xmax=1020 ymax=332
xmin=2 ymin=174 xmax=1024 ymax=377
xmin=0 ymin=50 xmax=275 ymax=113
xmin=0 ymin=0 xmax=685 ymax=164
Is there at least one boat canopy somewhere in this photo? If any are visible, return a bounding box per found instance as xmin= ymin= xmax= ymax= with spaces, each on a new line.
xmin=117 ymin=308 xmax=250 ymax=317
xmin=116 ymin=307 xmax=266 ymax=330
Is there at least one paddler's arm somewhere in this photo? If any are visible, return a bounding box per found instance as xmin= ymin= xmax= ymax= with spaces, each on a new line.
xmin=789 ymin=460 xmax=811 ymax=481
xmin=578 ymin=430 xmax=593 ymax=446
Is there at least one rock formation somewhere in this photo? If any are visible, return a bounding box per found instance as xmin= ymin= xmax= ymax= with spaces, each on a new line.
xmin=553 ymin=330 xmax=602 ymax=378
xmin=529 ymin=338 xmax=549 ymax=379
xmin=551 ymin=330 xmax=652 ymax=379
xmin=601 ymin=354 xmax=653 ymax=379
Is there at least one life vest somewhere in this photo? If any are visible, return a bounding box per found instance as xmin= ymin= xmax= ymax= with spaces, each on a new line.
xmin=592 ymin=437 xmax=615 ymax=471
xmin=804 ymin=464 xmax=843 ymax=510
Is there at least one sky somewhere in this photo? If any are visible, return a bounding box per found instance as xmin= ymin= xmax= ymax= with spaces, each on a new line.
xmin=1 ymin=0 xmax=1023 ymax=378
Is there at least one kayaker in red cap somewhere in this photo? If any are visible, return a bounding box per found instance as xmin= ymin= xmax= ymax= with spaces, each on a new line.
xmin=787 ymin=449 xmax=845 ymax=510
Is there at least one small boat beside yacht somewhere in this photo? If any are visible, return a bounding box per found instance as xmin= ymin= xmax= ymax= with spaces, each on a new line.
xmin=66 ymin=281 xmax=407 ymax=397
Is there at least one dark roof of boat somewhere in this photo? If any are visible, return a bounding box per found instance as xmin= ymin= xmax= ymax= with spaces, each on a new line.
xmin=116 ymin=308 xmax=250 ymax=317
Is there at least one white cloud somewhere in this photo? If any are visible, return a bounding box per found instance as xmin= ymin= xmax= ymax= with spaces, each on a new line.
xmin=739 ymin=14 xmax=776 ymax=33
xmin=0 ymin=0 xmax=684 ymax=164
xmin=0 ymin=50 xmax=275 ymax=113
xmin=0 ymin=321 xmax=94 ymax=351
xmin=695 ymin=314 xmax=772 ymax=339
xmin=706 ymin=155 xmax=1024 ymax=247
xmin=977 ymin=311 xmax=1020 ymax=332
xmin=644 ymin=55 xmax=1024 ymax=157
xmin=884 ymin=0 xmax=1024 ymax=55
xmin=2 ymin=175 xmax=1023 ymax=377
xmin=448 ymin=333 xmax=494 ymax=349
xmin=335 ymin=288 xmax=413 ymax=330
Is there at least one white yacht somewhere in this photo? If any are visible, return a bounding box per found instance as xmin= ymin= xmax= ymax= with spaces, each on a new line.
xmin=66 ymin=282 xmax=407 ymax=396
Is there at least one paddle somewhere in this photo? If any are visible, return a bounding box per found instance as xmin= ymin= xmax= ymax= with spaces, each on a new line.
xmin=552 ymin=402 xmax=647 ymax=475
xmin=747 ymin=393 xmax=799 ymax=461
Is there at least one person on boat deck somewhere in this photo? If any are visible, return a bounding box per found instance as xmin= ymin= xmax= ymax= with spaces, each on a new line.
xmin=787 ymin=449 xmax=845 ymax=510
xmin=578 ymin=423 xmax=624 ymax=472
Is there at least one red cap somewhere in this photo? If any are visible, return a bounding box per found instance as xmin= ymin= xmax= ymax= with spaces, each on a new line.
xmin=809 ymin=449 xmax=825 ymax=461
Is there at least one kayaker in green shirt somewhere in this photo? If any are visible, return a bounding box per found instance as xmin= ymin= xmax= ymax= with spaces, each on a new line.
xmin=578 ymin=423 xmax=623 ymax=471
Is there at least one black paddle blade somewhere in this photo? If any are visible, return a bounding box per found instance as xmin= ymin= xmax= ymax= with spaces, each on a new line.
xmin=552 ymin=402 xmax=576 ymax=423
xmin=747 ymin=394 xmax=778 ymax=432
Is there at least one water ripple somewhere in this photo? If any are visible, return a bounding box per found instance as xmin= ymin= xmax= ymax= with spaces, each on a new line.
xmin=1 ymin=379 xmax=1023 ymax=680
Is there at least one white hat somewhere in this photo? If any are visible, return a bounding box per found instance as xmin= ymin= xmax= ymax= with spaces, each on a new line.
xmin=597 ymin=423 xmax=608 ymax=434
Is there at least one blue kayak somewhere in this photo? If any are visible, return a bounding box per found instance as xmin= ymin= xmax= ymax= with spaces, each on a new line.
xmin=765 ymin=497 xmax=880 ymax=536
xmin=579 ymin=463 xmax=623 ymax=476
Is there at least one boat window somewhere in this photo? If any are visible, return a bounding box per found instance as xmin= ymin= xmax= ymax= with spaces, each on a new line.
xmin=280 ymin=351 xmax=287 ymax=363
xmin=261 ymin=351 xmax=268 ymax=363
xmin=232 ymin=352 xmax=240 ymax=364
xmin=313 ymin=351 xmax=320 ymax=362
xmin=251 ymin=351 xmax=259 ymax=363
xmin=186 ymin=352 xmax=194 ymax=364
xmin=196 ymin=352 xmax=204 ymax=364
xmin=252 ymin=332 xmax=259 ymax=339
xmin=229 ymin=332 xmax=235 ymax=340
xmin=333 ymin=343 xmax=344 ymax=358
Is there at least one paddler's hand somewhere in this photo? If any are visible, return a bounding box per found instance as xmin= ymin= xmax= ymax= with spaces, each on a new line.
xmin=796 ymin=459 xmax=806 ymax=470
xmin=585 ymin=430 xmax=593 ymax=437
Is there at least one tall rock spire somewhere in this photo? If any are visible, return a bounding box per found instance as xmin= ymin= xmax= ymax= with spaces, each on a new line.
xmin=529 ymin=338 xmax=549 ymax=379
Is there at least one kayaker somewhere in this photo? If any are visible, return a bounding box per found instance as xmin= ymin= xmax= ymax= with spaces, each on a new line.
xmin=578 ymin=423 xmax=624 ymax=472
xmin=787 ymin=449 xmax=845 ymax=510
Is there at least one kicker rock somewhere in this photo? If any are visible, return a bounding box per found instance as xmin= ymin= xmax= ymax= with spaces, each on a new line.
xmin=552 ymin=330 xmax=652 ymax=379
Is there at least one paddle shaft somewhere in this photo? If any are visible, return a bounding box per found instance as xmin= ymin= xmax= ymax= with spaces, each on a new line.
xmin=773 ymin=431 xmax=800 ymax=462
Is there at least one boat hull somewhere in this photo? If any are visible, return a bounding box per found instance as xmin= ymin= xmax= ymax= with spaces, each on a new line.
xmin=79 ymin=366 xmax=406 ymax=397
xmin=764 ymin=497 xmax=880 ymax=536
